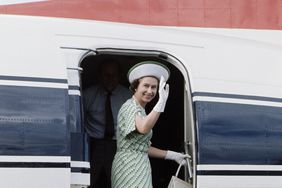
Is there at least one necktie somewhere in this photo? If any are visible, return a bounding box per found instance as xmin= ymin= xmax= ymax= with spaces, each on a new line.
xmin=104 ymin=91 xmax=114 ymax=139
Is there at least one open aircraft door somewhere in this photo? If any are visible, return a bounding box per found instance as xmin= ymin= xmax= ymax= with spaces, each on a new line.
xmin=164 ymin=55 xmax=195 ymax=187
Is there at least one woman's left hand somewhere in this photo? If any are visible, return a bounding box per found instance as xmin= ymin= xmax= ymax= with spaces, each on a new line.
xmin=165 ymin=150 xmax=190 ymax=165
xmin=153 ymin=76 xmax=169 ymax=112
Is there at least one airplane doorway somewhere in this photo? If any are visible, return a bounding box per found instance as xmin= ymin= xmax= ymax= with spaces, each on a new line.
xmin=80 ymin=52 xmax=185 ymax=188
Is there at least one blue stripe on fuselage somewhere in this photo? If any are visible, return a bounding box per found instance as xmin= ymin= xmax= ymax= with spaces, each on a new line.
xmin=195 ymin=99 xmax=282 ymax=165
xmin=0 ymin=85 xmax=69 ymax=156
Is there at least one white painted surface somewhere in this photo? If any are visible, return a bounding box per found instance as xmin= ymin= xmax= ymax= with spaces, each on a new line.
xmin=0 ymin=0 xmax=47 ymax=5
xmin=0 ymin=156 xmax=70 ymax=162
xmin=0 ymin=168 xmax=70 ymax=188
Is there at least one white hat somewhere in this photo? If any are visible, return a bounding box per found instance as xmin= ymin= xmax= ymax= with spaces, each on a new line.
xmin=128 ymin=61 xmax=170 ymax=83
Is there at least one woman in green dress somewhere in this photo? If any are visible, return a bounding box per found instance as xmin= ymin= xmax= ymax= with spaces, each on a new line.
xmin=111 ymin=61 xmax=189 ymax=188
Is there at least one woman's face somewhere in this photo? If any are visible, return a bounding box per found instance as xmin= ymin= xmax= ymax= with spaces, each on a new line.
xmin=134 ymin=76 xmax=158 ymax=107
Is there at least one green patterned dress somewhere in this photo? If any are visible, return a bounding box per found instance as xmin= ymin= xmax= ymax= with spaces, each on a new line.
xmin=112 ymin=98 xmax=153 ymax=188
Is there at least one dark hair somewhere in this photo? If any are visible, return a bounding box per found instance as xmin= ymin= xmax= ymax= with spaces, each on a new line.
xmin=129 ymin=79 xmax=140 ymax=94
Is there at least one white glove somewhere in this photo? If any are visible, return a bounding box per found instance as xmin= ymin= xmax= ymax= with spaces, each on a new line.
xmin=165 ymin=150 xmax=190 ymax=165
xmin=153 ymin=76 xmax=169 ymax=112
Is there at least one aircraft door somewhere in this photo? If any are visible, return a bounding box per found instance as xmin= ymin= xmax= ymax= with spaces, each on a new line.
xmin=167 ymin=56 xmax=195 ymax=187
xmin=62 ymin=48 xmax=94 ymax=188
xmin=184 ymin=81 xmax=194 ymax=185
